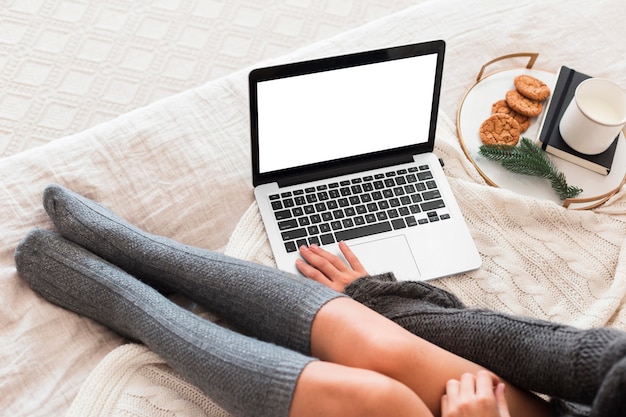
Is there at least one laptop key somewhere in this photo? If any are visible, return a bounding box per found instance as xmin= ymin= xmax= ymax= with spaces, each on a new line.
xmin=274 ymin=209 xmax=292 ymax=220
xmin=392 ymin=218 xmax=406 ymax=229
xmin=422 ymin=190 xmax=441 ymax=201
xmin=284 ymin=241 xmax=297 ymax=253
xmin=281 ymin=228 xmax=307 ymax=241
xmin=417 ymin=171 xmax=433 ymax=181
xmin=421 ymin=199 xmax=445 ymax=211
xmin=278 ymin=219 xmax=298 ymax=230
xmin=335 ymin=221 xmax=392 ymax=241
xmin=320 ymin=234 xmax=335 ymax=245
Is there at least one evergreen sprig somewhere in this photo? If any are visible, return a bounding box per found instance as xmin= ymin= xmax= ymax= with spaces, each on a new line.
xmin=479 ymin=138 xmax=583 ymax=200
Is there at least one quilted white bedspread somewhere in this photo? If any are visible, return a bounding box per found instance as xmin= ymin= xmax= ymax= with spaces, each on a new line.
xmin=2 ymin=0 xmax=626 ymax=416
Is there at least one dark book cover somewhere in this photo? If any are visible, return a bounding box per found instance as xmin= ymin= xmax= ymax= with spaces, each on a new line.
xmin=537 ymin=66 xmax=618 ymax=175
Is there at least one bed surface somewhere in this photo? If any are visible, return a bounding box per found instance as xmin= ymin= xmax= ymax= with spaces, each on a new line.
xmin=2 ymin=0 xmax=626 ymax=416
xmin=0 ymin=0 xmax=416 ymax=157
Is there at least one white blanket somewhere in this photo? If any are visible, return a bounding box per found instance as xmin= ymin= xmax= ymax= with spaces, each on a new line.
xmin=0 ymin=0 xmax=416 ymax=157
xmin=2 ymin=0 xmax=626 ymax=416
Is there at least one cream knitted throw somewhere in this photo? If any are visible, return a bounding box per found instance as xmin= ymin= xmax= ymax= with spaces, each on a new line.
xmin=67 ymin=111 xmax=626 ymax=417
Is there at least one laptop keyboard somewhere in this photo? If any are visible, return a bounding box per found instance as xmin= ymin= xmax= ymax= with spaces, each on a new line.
xmin=269 ymin=164 xmax=449 ymax=253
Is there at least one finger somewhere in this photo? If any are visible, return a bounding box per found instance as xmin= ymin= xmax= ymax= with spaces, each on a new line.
xmin=440 ymin=394 xmax=449 ymax=417
xmin=459 ymin=373 xmax=477 ymax=399
xmin=495 ymin=383 xmax=511 ymax=417
xmin=295 ymin=257 xmax=329 ymax=283
xmin=476 ymin=370 xmax=497 ymax=399
xmin=481 ymin=369 xmax=502 ymax=387
xmin=301 ymin=244 xmax=351 ymax=278
xmin=445 ymin=378 xmax=461 ymax=403
xmin=298 ymin=245 xmax=339 ymax=274
xmin=338 ymin=241 xmax=368 ymax=275
xmin=309 ymin=244 xmax=354 ymax=272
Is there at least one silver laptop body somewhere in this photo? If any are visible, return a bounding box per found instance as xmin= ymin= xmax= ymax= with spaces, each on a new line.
xmin=250 ymin=40 xmax=481 ymax=281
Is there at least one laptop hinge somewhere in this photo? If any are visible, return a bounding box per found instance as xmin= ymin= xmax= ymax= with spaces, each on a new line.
xmin=276 ymin=154 xmax=415 ymax=188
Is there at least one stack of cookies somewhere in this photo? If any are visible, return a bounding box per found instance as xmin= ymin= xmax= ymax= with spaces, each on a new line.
xmin=479 ymin=74 xmax=551 ymax=146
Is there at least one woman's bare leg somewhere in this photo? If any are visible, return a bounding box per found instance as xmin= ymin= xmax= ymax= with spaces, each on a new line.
xmin=310 ymin=297 xmax=551 ymax=417
xmin=292 ymin=362 xmax=433 ymax=417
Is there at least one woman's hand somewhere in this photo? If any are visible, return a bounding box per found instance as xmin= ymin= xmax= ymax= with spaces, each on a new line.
xmin=295 ymin=241 xmax=368 ymax=292
xmin=441 ymin=371 xmax=511 ymax=417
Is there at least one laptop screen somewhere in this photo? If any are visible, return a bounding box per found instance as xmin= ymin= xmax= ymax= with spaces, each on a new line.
xmin=250 ymin=41 xmax=445 ymax=186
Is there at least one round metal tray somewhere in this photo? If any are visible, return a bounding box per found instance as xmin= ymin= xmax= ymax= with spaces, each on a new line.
xmin=456 ymin=53 xmax=626 ymax=209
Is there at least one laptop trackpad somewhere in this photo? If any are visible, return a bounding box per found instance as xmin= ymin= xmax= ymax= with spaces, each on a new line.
xmin=350 ymin=235 xmax=420 ymax=282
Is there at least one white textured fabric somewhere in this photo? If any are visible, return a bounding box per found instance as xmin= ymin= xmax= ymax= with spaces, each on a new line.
xmin=66 ymin=344 xmax=231 ymax=417
xmin=0 ymin=0 xmax=416 ymax=157
xmin=1 ymin=1 xmax=626 ymax=416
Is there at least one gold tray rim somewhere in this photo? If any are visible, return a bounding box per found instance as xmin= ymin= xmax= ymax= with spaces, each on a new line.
xmin=456 ymin=53 xmax=626 ymax=210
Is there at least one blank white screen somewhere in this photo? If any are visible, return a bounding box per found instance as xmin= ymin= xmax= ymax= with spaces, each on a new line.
xmin=257 ymin=53 xmax=438 ymax=174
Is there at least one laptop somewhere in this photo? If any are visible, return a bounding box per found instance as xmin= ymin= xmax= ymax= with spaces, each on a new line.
xmin=249 ymin=40 xmax=481 ymax=281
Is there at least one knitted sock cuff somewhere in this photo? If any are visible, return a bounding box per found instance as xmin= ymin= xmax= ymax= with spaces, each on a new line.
xmin=345 ymin=274 xmax=466 ymax=309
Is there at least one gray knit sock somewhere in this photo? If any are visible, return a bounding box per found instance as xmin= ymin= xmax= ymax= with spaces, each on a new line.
xmin=42 ymin=183 xmax=343 ymax=355
xmin=550 ymin=399 xmax=591 ymax=417
xmin=590 ymin=356 xmax=626 ymax=417
xmin=15 ymin=229 xmax=312 ymax=417
xmin=346 ymin=277 xmax=626 ymax=413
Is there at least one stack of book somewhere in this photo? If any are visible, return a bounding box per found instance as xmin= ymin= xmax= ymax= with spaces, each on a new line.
xmin=537 ymin=66 xmax=619 ymax=176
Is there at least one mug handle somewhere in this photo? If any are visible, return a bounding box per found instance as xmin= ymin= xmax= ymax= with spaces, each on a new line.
xmin=476 ymin=52 xmax=539 ymax=82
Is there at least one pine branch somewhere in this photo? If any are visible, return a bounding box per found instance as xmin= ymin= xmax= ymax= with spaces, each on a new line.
xmin=479 ymin=138 xmax=583 ymax=200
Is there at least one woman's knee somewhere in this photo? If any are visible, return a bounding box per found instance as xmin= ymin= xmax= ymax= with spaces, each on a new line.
xmin=290 ymin=361 xmax=430 ymax=417
xmin=310 ymin=297 xmax=423 ymax=370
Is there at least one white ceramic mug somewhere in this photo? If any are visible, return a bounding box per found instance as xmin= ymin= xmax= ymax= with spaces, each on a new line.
xmin=559 ymin=78 xmax=626 ymax=155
